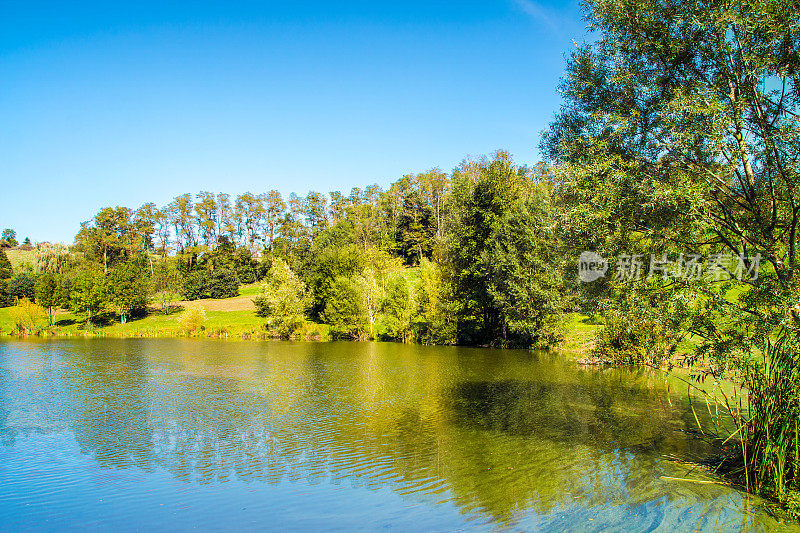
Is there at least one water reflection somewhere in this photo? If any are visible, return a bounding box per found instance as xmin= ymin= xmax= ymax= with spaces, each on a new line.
xmin=0 ymin=339 xmax=793 ymax=531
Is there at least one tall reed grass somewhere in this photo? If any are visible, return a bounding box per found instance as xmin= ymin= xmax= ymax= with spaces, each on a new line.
xmin=732 ymin=331 xmax=800 ymax=512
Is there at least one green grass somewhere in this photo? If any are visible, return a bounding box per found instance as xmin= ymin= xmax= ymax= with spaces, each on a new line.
xmin=0 ymin=295 xmax=328 ymax=340
xmin=558 ymin=312 xmax=602 ymax=357
xmin=238 ymin=283 xmax=263 ymax=298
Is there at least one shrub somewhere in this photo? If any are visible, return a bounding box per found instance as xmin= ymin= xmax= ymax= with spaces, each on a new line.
xmin=180 ymin=307 xmax=206 ymax=335
xmin=236 ymin=265 xmax=256 ymax=284
xmin=182 ymin=271 xmax=208 ymax=300
xmin=206 ymin=268 xmax=239 ymax=299
xmin=321 ymin=276 xmax=367 ymax=339
xmin=182 ymin=268 xmax=240 ymax=300
xmin=9 ymin=298 xmax=46 ymax=335
xmin=254 ymin=259 xmax=308 ymax=338
xmin=591 ymin=293 xmax=685 ymax=366
xmin=0 ymin=248 xmax=12 ymax=279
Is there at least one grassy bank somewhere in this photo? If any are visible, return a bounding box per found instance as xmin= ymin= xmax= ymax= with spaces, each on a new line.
xmin=0 ymin=282 xmax=330 ymax=340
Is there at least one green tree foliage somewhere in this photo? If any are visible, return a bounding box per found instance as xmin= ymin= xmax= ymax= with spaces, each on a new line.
xmin=8 ymin=273 xmax=37 ymax=302
xmin=0 ymin=248 xmax=12 ymax=308
xmin=151 ymin=261 xmax=181 ymax=313
xmin=254 ymin=259 xmax=309 ymax=338
xmin=107 ymin=262 xmax=149 ymax=324
xmin=70 ymin=270 xmax=107 ymax=324
xmin=543 ymin=0 xmax=800 ymax=359
xmin=35 ymin=242 xmax=70 ymax=274
xmin=412 ymin=259 xmax=455 ymax=344
xmin=380 ymin=271 xmax=415 ymax=342
xmin=182 ymin=268 xmax=240 ymax=301
xmin=446 ymin=151 xmax=563 ymax=345
xmin=207 ymin=268 xmax=239 ymax=299
xmin=482 ymin=196 xmax=568 ymax=347
xmin=75 ymin=206 xmax=139 ymax=273
xmin=1 ymin=228 xmax=18 ymax=248
xmin=181 ymin=271 xmax=208 ymax=301
xmin=233 ymin=246 xmax=257 ymax=284
xmin=322 ymin=276 xmax=367 ymax=339
xmin=0 ymin=248 xmax=13 ymax=279
xmin=35 ymin=273 xmax=59 ymax=326
xmin=307 ymin=244 xmax=365 ymax=318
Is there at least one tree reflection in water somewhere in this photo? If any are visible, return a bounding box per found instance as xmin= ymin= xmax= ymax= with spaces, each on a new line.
xmin=0 ymin=339 xmax=780 ymax=529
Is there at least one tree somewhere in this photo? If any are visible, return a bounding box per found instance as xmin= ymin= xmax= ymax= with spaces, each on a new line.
xmin=380 ymin=271 xmax=415 ymax=342
xmin=35 ymin=242 xmax=69 ymax=274
xmin=446 ymin=151 xmax=536 ymax=345
xmin=306 ymin=244 xmax=365 ymax=318
xmin=8 ymin=273 xmax=37 ymax=302
xmin=395 ymin=180 xmax=434 ymax=265
xmin=304 ymin=191 xmax=329 ymax=238
xmin=322 ymin=276 xmax=367 ymax=339
xmin=412 ymin=258 xmax=455 ymax=344
xmin=262 ymin=190 xmax=286 ymax=255
xmin=107 ymin=262 xmax=148 ymax=324
xmin=235 ymin=192 xmax=264 ymax=252
xmin=206 ymin=268 xmax=239 ymax=299
xmin=75 ymin=207 xmax=136 ymax=273
xmin=217 ymin=193 xmax=235 ymax=242
xmin=481 ymin=196 xmax=567 ymax=346
xmin=35 ymin=273 xmax=59 ymax=326
xmin=183 ymin=268 xmax=240 ymax=300
xmin=543 ymin=0 xmax=800 ymax=359
xmin=70 ymin=270 xmax=107 ymax=325
xmin=0 ymin=248 xmax=12 ymax=279
xmin=254 ymin=258 xmax=309 ymax=337
xmin=0 ymin=280 xmax=9 ymax=308
xmin=1 ymin=228 xmax=17 ymax=248
xmin=182 ymin=271 xmax=209 ymax=301
xmin=151 ymin=261 xmax=181 ymax=313
xmin=355 ymin=268 xmax=382 ymax=339
xmin=134 ymin=202 xmax=157 ymax=274
xmin=195 ymin=191 xmax=219 ymax=248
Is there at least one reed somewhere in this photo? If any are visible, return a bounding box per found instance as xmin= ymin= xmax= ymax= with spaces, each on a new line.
xmin=735 ymin=331 xmax=800 ymax=512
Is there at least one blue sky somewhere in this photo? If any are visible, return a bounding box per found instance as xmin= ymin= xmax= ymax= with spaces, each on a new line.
xmin=1 ymin=0 xmax=587 ymax=243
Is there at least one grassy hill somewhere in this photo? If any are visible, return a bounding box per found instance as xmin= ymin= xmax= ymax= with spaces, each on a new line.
xmin=4 ymin=248 xmax=38 ymax=273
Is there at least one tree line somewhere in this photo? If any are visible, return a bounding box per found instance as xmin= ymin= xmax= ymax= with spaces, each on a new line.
xmin=0 ymin=156 xmax=565 ymax=346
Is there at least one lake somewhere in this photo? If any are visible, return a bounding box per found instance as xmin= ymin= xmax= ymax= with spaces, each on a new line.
xmin=0 ymin=339 xmax=794 ymax=531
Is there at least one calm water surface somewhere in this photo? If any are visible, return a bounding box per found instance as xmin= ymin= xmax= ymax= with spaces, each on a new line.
xmin=0 ymin=339 xmax=795 ymax=531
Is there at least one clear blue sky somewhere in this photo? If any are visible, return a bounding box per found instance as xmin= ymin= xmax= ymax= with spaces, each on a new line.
xmin=1 ymin=0 xmax=586 ymax=243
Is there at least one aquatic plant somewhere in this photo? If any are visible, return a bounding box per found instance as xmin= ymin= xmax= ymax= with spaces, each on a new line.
xmin=737 ymin=332 xmax=800 ymax=512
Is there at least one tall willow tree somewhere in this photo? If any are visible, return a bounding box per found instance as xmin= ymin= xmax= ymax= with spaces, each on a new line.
xmin=544 ymin=0 xmax=800 ymax=359
xmin=446 ymin=151 xmax=564 ymax=346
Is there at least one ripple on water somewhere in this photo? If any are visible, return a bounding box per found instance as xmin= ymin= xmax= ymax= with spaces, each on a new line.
xmin=0 ymin=339 xmax=795 ymax=531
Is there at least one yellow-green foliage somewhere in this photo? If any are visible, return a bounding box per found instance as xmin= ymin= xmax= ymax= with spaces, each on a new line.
xmin=180 ymin=307 xmax=206 ymax=335
xmin=9 ymin=298 xmax=46 ymax=335
xmin=5 ymin=249 xmax=37 ymax=273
